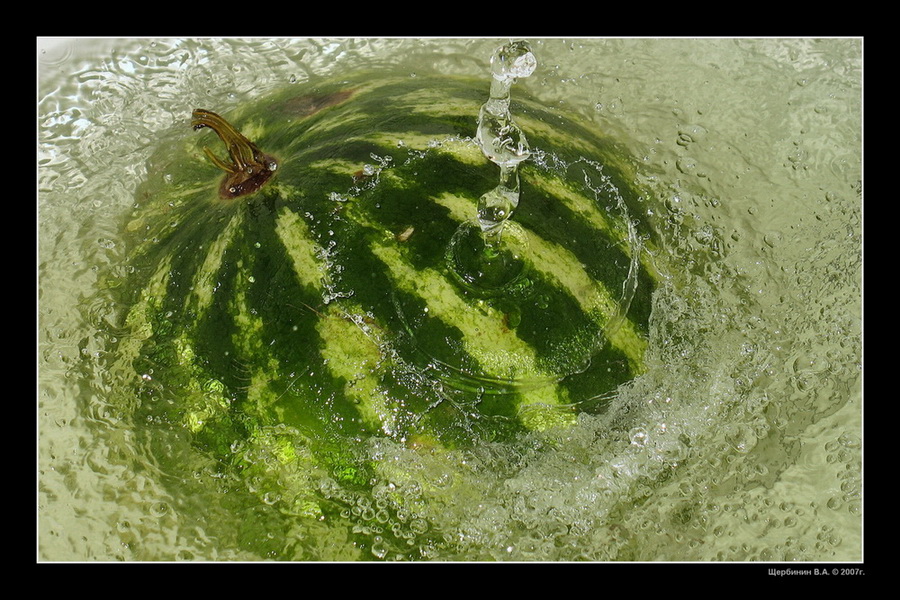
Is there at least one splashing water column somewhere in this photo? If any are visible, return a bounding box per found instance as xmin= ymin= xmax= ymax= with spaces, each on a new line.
xmin=448 ymin=41 xmax=538 ymax=294
xmin=477 ymin=41 xmax=536 ymax=241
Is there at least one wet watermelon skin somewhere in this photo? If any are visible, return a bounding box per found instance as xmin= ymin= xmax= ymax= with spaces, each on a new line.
xmin=117 ymin=74 xmax=658 ymax=489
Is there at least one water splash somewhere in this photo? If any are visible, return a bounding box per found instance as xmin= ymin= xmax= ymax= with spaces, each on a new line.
xmin=447 ymin=41 xmax=538 ymax=295
xmin=39 ymin=38 xmax=862 ymax=563
xmin=475 ymin=40 xmax=536 ymax=245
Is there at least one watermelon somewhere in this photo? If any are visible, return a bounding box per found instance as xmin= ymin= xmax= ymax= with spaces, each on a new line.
xmin=115 ymin=72 xmax=659 ymax=523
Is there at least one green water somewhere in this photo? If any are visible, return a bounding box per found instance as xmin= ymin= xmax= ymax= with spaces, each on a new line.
xmin=38 ymin=37 xmax=862 ymax=562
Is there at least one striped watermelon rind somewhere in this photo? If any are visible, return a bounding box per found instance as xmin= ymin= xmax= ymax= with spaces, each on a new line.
xmin=116 ymin=73 xmax=660 ymax=520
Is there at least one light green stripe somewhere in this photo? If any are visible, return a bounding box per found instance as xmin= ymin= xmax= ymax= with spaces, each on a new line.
xmin=227 ymin=257 xmax=287 ymax=425
xmin=187 ymin=210 xmax=245 ymax=316
xmin=275 ymin=207 xmax=327 ymax=291
xmin=370 ymin=237 xmax=541 ymax=378
xmin=402 ymin=88 xmax=479 ymax=117
xmin=229 ymin=258 xmax=274 ymax=361
xmin=368 ymin=236 xmax=568 ymax=408
xmin=431 ymin=192 xmax=647 ymax=371
xmin=123 ymin=253 xmax=236 ymax=435
xmin=302 ymin=109 xmax=371 ymax=142
xmin=315 ymin=303 xmax=398 ymax=435
xmin=307 ymin=158 xmax=365 ymax=179
xmin=529 ymin=171 xmax=661 ymax=282
xmin=517 ymin=113 xmax=605 ymax=160
xmin=123 ymin=254 xmax=174 ymax=346
xmin=274 ymin=206 xmax=394 ymax=432
xmin=434 ymin=138 xmax=485 ymax=166
xmin=527 ymin=172 xmax=632 ymax=254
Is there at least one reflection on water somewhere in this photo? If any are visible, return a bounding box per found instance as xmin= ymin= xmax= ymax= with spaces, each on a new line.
xmin=38 ymin=37 xmax=862 ymax=562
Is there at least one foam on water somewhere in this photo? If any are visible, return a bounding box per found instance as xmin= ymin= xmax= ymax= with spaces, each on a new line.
xmin=38 ymin=38 xmax=862 ymax=562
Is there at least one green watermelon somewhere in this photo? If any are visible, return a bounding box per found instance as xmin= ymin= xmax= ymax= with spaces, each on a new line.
xmin=116 ymin=73 xmax=659 ymax=520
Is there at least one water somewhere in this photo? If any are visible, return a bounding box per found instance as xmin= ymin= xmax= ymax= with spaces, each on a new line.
xmin=38 ymin=37 xmax=862 ymax=562
xmin=475 ymin=40 xmax=535 ymax=238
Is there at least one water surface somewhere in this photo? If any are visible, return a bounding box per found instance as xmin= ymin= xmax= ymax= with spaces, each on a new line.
xmin=38 ymin=37 xmax=862 ymax=562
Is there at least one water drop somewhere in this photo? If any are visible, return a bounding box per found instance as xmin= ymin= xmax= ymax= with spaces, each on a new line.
xmin=724 ymin=424 xmax=757 ymax=454
xmin=630 ymin=427 xmax=649 ymax=447
xmin=150 ymin=501 xmax=170 ymax=517
xmin=838 ymin=433 xmax=860 ymax=448
xmin=763 ymin=231 xmax=783 ymax=248
xmin=693 ymin=226 xmax=714 ymax=245
xmin=676 ymin=157 xmax=698 ymax=174
xmin=665 ymin=195 xmax=683 ymax=213
xmin=605 ymin=98 xmax=624 ymax=114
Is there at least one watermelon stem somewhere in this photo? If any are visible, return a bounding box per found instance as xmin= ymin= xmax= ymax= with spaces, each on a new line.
xmin=191 ymin=109 xmax=279 ymax=199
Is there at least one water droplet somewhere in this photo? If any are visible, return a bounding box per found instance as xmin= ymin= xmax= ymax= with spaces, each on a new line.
xmin=150 ymin=501 xmax=170 ymax=517
xmin=693 ymin=226 xmax=714 ymax=245
xmin=491 ymin=40 xmax=537 ymax=82
xmin=630 ymin=427 xmax=649 ymax=447
xmin=838 ymin=433 xmax=861 ymax=449
xmin=792 ymin=352 xmax=829 ymax=374
xmin=371 ymin=535 xmax=388 ymax=559
xmin=725 ymin=424 xmax=757 ymax=453
xmin=676 ymin=156 xmax=698 ymax=174
xmin=666 ymin=195 xmax=683 ymax=213
xmin=763 ymin=231 xmax=783 ymax=248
